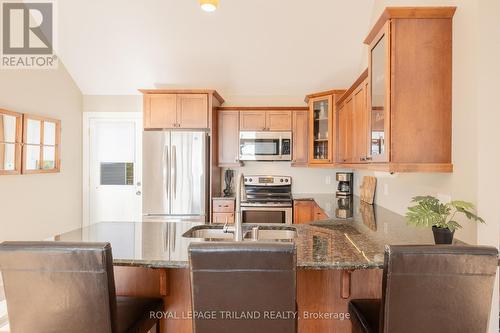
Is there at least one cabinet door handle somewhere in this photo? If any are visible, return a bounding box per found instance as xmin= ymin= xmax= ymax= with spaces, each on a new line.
xmin=365 ymin=156 xmax=372 ymax=161
xmin=360 ymin=157 xmax=366 ymax=161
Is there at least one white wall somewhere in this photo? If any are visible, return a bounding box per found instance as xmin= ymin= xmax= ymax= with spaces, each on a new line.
xmin=83 ymin=95 xmax=142 ymax=113
xmin=0 ymin=64 xmax=82 ymax=241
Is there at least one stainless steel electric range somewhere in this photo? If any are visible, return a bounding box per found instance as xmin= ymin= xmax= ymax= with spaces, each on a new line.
xmin=240 ymin=175 xmax=293 ymax=224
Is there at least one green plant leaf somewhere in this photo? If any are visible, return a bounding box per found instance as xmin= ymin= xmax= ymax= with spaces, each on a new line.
xmin=406 ymin=196 xmax=485 ymax=230
xmin=447 ymin=220 xmax=463 ymax=231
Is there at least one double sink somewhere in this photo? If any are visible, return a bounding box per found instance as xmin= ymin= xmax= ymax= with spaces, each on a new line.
xmin=183 ymin=224 xmax=297 ymax=242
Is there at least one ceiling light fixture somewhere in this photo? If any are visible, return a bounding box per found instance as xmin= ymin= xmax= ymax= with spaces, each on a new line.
xmin=199 ymin=0 xmax=219 ymax=12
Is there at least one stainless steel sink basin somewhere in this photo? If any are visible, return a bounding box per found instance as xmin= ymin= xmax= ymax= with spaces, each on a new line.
xmin=183 ymin=226 xmax=234 ymax=240
xmin=183 ymin=225 xmax=297 ymax=242
xmin=244 ymin=227 xmax=297 ymax=241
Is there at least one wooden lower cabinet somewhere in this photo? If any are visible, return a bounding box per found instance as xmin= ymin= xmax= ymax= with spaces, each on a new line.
xmin=114 ymin=267 xmax=382 ymax=333
xmin=294 ymin=200 xmax=328 ymax=224
xmin=293 ymin=201 xmax=315 ymax=224
xmin=212 ymin=212 xmax=234 ymax=224
xmin=212 ymin=198 xmax=235 ymax=223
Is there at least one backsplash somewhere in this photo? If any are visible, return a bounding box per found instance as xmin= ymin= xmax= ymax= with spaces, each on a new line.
xmin=221 ymin=162 xmax=352 ymax=194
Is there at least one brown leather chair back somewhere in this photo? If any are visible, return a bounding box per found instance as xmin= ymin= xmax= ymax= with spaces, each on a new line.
xmin=0 ymin=241 xmax=117 ymax=333
xmin=381 ymin=245 xmax=498 ymax=333
xmin=189 ymin=242 xmax=296 ymax=333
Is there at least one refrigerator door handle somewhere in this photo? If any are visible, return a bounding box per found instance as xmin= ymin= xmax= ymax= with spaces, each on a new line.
xmin=172 ymin=144 xmax=177 ymax=199
xmin=164 ymin=145 xmax=170 ymax=201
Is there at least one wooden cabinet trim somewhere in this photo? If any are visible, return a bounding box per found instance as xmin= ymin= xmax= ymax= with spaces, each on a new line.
xmin=364 ymin=7 xmax=457 ymax=45
xmin=217 ymin=106 xmax=308 ymax=111
xmin=336 ymin=69 xmax=368 ymax=106
xmin=139 ymin=89 xmax=224 ymax=104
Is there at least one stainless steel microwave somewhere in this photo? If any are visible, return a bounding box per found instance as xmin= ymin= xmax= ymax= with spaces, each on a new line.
xmin=239 ymin=131 xmax=292 ymax=161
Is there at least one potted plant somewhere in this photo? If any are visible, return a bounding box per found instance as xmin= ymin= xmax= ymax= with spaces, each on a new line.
xmin=406 ymin=196 xmax=485 ymax=244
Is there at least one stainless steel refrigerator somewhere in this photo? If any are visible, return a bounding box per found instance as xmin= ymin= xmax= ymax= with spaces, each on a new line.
xmin=143 ymin=131 xmax=208 ymax=222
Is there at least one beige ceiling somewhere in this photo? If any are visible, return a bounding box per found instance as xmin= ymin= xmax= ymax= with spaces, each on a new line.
xmin=57 ymin=0 xmax=374 ymax=97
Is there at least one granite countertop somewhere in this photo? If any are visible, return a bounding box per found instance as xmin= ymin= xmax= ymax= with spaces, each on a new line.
xmin=54 ymin=196 xmax=449 ymax=270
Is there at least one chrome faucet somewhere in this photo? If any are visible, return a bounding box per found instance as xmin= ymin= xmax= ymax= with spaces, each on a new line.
xmin=222 ymin=172 xmax=244 ymax=241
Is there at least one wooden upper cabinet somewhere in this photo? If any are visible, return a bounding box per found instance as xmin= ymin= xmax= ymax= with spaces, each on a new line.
xmin=367 ymin=21 xmax=390 ymax=162
xmin=335 ymin=7 xmax=455 ymax=172
xmin=144 ymin=94 xmax=177 ymax=129
xmin=352 ymin=79 xmax=369 ymax=163
xmin=337 ymin=101 xmax=348 ymax=163
xmin=292 ymin=110 xmax=308 ymax=166
xmin=362 ymin=7 xmax=455 ymax=172
xmin=266 ymin=111 xmax=292 ymax=131
xmin=141 ymin=91 xmax=214 ymax=129
xmin=343 ymin=96 xmax=354 ymax=163
xmin=308 ymin=95 xmax=333 ymax=164
xmin=240 ymin=111 xmax=266 ymax=131
xmin=218 ymin=110 xmax=240 ymax=167
xmin=239 ymin=110 xmax=291 ymax=131
xmin=176 ymin=94 xmax=208 ymax=129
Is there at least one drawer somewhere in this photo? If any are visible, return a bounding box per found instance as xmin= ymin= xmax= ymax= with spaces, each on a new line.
xmin=213 ymin=212 xmax=234 ymax=224
xmin=213 ymin=199 xmax=235 ymax=213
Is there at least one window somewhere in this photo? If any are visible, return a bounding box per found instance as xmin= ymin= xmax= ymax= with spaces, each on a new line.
xmin=22 ymin=115 xmax=61 ymax=174
xmin=0 ymin=109 xmax=22 ymax=175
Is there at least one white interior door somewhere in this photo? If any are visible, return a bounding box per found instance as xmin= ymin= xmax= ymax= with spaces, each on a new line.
xmin=87 ymin=114 xmax=142 ymax=225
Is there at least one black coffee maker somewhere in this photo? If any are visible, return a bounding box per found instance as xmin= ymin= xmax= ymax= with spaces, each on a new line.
xmin=336 ymin=172 xmax=353 ymax=197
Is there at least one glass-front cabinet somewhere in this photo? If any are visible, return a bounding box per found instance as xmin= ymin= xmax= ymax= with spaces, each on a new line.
xmin=368 ymin=21 xmax=390 ymax=162
xmin=308 ymin=95 xmax=333 ymax=164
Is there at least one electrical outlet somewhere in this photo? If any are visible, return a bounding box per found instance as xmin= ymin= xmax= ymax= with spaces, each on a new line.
xmin=383 ymin=183 xmax=389 ymax=196
xmin=325 ymin=176 xmax=331 ymax=185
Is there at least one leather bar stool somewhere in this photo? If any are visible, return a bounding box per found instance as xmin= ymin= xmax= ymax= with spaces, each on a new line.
xmin=189 ymin=242 xmax=297 ymax=333
xmin=349 ymin=245 xmax=498 ymax=333
xmin=0 ymin=241 xmax=163 ymax=333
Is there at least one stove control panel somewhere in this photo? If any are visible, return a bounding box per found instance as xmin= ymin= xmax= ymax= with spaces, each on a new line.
xmin=243 ymin=176 xmax=292 ymax=186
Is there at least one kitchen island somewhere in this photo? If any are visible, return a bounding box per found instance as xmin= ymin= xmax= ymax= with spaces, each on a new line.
xmin=55 ymin=197 xmax=442 ymax=333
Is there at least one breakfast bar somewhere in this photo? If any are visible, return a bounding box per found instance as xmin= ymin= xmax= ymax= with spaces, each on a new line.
xmin=54 ymin=197 xmax=443 ymax=333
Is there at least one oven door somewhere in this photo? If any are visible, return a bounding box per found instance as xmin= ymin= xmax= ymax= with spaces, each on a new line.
xmin=241 ymin=206 xmax=292 ymax=224
xmin=239 ymin=131 xmax=291 ymax=161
